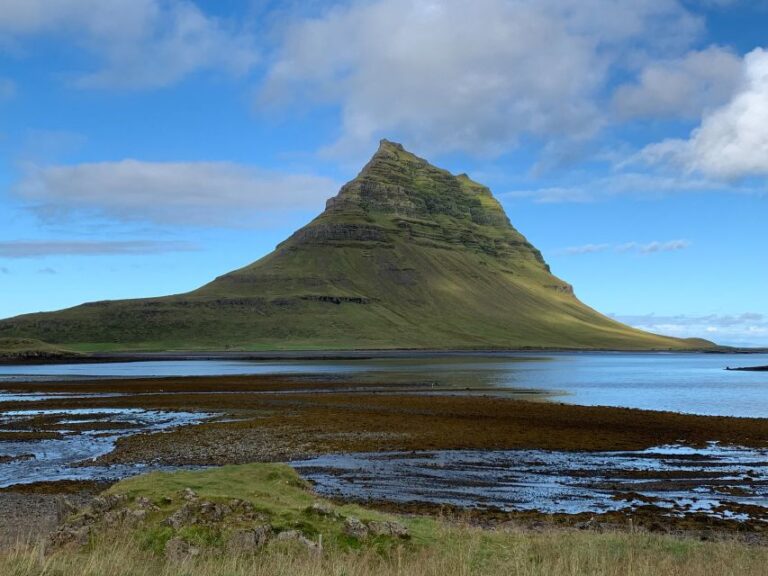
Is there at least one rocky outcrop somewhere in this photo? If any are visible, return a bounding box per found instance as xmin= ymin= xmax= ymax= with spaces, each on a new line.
xmin=48 ymin=490 xmax=403 ymax=560
xmin=287 ymin=223 xmax=390 ymax=246
xmin=343 ymin=516 xmax=410 ymax=540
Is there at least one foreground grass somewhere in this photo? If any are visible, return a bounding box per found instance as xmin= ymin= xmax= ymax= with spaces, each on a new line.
xmin=1 ymin=463 xmax=765 ymax=576
xmin=3 ymin=525 xmax=767 ymax=576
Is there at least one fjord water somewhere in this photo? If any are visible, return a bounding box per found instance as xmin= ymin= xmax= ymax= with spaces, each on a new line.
xmin=1 ymin=352 xmax=767 ymax=417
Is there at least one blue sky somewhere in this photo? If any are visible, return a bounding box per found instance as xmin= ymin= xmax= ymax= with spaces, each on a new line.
xmin=0 ymin=0 xmax=766 ymax=346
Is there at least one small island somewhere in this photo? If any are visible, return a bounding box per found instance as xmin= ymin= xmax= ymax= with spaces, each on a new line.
xmin=726 ymin=365 xmax=768 ymax=372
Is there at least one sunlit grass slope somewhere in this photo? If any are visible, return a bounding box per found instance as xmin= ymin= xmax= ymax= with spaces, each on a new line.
xmin=0 ymin=141 xmax=712 ymax=351
xmin=0 ymin=337 xmax=78 ymax=360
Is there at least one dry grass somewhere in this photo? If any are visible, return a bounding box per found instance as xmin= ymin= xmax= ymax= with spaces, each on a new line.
xmin=2 ymin=524 xmax=766 ymax=576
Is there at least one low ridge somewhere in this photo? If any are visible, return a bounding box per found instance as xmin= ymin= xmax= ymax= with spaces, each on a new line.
xmin=0 ymin=141 xmax=711 ymax=351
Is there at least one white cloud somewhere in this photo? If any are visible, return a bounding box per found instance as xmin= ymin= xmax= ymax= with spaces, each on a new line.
xmin=260 ymin=0 xmax=702 ymax=157
xmin=503 ymin=171 xmax=728 ymax=203
xmin=0 ymin=240 xmax=198 ymax=258
xmin=13 ymin=160 xmax=338 ymax=226
xmin=0 ymin=0 xmax=257 ymax=89
xmin=612 ymin=312 xmax=768 ymax=347
xmin=613 ymin=46 xmax=742 ymax=120
xmin=638 ymin=48 xmax=768 ymax=179
xmin=562 ymin=240 xmax=691 ymax=255
xmin=563 ymin=243 xmax=612 ymax=255
xmin=616 ymin=239 xmax=691 ymax=253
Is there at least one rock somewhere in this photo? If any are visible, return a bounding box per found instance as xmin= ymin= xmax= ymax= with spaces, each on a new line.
xmin=164 ymin=537 xmax=200 ymax=562
xmin=275 ymin=530 xmax=322 ymax=554
xmin=163 ymin=503 xmax=196 ymax=530
xmin=0 ymin=453 xmax=35 ymax=464
xmin=307 ymin=502 xmax=335 ymax=516
xmin=134 ymin=496 xmax=154 ymax=509
xmin=103 ymin=509 xmax=127 ymax=527
xmin=198 ymin=500 xmax=229 ymax=522
xmin=276 ymin=529 xmax=301 ymax=541
xmin=253 ymin=524 xmax=271 ymax=544
xmin=50 ymin=526 xmax=90 ymax=548
xmin=368 ymin=520 xmax=409 ymax=539
xmin=182 ymin=488 xmax=198 ymax=501
xmin=228 ymin=498 xmax=255 ymax=514
xmin=343 ymin=517 xmax=369 ymax=539
xmin=91 ymin=494 xmax=127 ymax=514
xmin=127 ymin=508 xmax=149 ymax=525
xmin=226 ymin=525 xmax=271 ymax=553
xmin=299 ymin=535 xmax=323 ymax=555
xmin=55 ymin=497 xmax=78 ymax=523
xmin=66 ymin=511 xmax=96 ymax=529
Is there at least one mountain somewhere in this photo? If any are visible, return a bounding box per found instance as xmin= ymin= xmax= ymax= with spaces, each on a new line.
xmin=0 ymin=141 xmax=711 ymax=351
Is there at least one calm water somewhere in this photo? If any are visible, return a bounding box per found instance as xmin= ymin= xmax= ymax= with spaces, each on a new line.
xmin=1 ymin=352 xmax=767 ymax=417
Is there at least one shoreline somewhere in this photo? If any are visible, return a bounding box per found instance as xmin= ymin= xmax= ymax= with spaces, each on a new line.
xmin=4 ymin=346 xmax=767 ymax=366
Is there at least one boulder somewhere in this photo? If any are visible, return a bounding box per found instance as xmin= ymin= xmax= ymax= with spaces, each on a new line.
xmin=163 ymin=503 xmax=196 ymax=530
xmin=368 ymin=520 xmax=409 ymax=539
xmin=164 ymin=537 xmax=200 ymax=562
xmin=307 ymin=502 xmax=336 ymax=517
xmin=343 ymin=517 xmax=369 ymax=539
xmin=49 ymin=526 xmax=90 ymax=548
xmin=276 ymin=529 xmax=301 ymax=541
xmin=197 ymin=500 xmax=230 ymax=522
xmin=134 ymin=496 xmax=154 ymax=509
xmin=90 ymin=494 xmax=127 ymax=514
xmin=225 ymin=525 xmax=271 ymax=553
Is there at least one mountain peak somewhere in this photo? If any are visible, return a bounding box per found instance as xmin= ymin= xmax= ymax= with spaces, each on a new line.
xmin=326 ymin=140 xmax=511 ymax=232
xmin=378 ymin=138 xmax=405 ymax=151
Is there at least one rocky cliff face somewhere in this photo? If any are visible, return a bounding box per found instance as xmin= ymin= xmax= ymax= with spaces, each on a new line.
xmin=0 ymin=141 xmax=708 ymax=351
xmin=270 ymin=140 xmax=547 ymax=265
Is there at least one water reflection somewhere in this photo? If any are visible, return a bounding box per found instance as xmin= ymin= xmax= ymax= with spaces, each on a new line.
xmin=1 ymin=352 xmax=767 ymax=417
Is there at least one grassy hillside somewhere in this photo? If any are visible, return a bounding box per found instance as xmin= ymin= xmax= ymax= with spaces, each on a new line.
xmin=0 ymin=141 xmax=712 ymax=352
xmin=0 ymin=337 xmax=78 ymax=361
xmin=2 ymin=463 xmax=764 ymax=576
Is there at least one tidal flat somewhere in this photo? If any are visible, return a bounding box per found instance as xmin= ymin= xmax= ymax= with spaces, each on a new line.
xmin=2 ymin=370 xmax=768 ymax=546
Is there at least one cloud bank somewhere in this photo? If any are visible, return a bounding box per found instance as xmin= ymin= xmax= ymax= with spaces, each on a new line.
xmin=261 ymin=0 xmax=702 ymax=157
xmin=613 ymin=46 xmax=742 ymax=120
xmin=612 ymin=313 xmax=768 ymax=347
xmin=0 ymin=240 xmax=198 ymax=258
xmin=14 ymin=160 xmax=338 ymax=226
xmin=0 ymin=0 xmax=257 ymax=89
xmin=563 ymin=240 xmax=691 ymax=255
xmin=639 ymin=48 xmax=768 ymax=179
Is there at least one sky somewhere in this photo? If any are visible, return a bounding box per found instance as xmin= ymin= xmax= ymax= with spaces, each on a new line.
xmin=0 ymin=0 xmax=766 ymax=347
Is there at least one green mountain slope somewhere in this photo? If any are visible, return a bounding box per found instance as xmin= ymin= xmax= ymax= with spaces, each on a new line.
xmin=0 ymin=337 xmax=79 ymax=361
xmin=0 ymin=141 xmax=712 ymax=351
